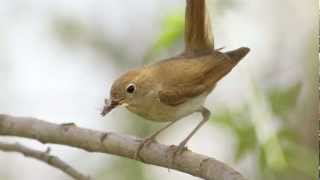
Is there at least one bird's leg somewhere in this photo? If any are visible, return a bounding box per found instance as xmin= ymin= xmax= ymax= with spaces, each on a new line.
xmin=134 ymin=119 xmax=180 ymax=160
xmin=171 ymin=106 xmax=210 ymax=163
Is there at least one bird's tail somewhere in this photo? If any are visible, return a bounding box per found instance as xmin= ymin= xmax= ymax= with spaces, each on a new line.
xmin=225 ymin=47 xmax=250 ymax=65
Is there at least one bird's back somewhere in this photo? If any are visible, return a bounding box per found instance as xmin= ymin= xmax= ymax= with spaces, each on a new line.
xmin=150 ymin=49 xmax=247 ymax=106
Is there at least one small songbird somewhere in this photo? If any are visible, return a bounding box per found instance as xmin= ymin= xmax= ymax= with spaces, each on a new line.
xmin=101 ymin=0 xmax=250 ymax=160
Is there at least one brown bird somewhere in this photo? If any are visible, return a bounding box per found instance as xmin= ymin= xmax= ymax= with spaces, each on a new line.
xmin=101 ymin=0 xmax=250 ymax=160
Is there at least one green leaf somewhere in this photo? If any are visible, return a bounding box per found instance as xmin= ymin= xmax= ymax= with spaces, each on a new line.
xmin=258 ymin=144 xmax=267 ymax=170
xmin=281 ymin=141 xmax=316 ymax=178
xmin=234 ymin=125 xmax=257 ymax=161
xmin=210 ymin=109 xmax=235 ymax=127
xmin=267 ymin=83 xmax=301 ymax=119
xmin=211 ymin=107 xmax=257 ymax=162
xmin=263 ymin=136 xmax=288 ymax=171
xmin=144 ymin=10 xmax=184 ymax=61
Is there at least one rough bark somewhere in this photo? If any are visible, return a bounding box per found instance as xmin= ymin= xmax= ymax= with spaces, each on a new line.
xmin=0 ymin=114 xmax=246 ymax=180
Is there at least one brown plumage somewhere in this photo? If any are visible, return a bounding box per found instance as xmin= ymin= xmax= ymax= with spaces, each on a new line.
xmin=101 ymin=0 xmax=250 ymax=161
xmin=157 ymin=48 xmax=249 ymax=106
xmin=103 ymin=47 xmax=249 ymax=122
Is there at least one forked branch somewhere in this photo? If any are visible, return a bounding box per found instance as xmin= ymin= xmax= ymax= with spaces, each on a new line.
xmin=0 ymin=141 xmax=90 ymax=180
xmin=0 ymin=114 xmax=246 ymax=180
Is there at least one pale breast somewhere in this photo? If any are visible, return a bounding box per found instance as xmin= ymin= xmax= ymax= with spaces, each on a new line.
xmin=126 ymin=92 xmax=208 ymax=122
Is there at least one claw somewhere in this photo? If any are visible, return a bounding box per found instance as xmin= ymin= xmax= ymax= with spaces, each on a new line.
xmin=172 ymin=144 xmax=187 ymax=158
xmin=168 ymin=143 xmax=189 ymax=167
xmin=134 ymin=137 xmax=155 ymax=161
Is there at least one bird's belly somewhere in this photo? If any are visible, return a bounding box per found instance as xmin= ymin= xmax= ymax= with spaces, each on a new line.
xmin=127 ymin=93 xmax=208 ymax=122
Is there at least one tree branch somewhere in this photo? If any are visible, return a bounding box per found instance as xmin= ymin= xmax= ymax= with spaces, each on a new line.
xmin=0 ymin=114 xmax=246 ymax=180
xmin=0 ymin=141 xmax=90 ymax=180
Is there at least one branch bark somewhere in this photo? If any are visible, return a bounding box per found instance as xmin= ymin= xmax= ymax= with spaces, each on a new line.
xmin=0 ymin=142 xmax=90 ymax=180
xmin=0 ymin=114 xmax=246 ymax=180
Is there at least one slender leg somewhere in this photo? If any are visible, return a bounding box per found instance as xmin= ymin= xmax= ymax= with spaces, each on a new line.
xmin=172 ymin=106 xmax=211 ymax=160
xmin=134 ymin=119 xmax=180 ymax=160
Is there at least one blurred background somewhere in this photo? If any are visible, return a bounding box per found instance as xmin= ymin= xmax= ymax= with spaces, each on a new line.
xmin=0 ymin=0 xmax=317 ymax=180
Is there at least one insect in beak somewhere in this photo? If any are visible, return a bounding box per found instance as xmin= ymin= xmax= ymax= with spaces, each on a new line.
xmin=101 ymin=98 xmax=124 ymax=116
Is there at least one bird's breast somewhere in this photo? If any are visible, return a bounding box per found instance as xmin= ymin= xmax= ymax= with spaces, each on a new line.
xmin=126 ymin=92 xmax=208 ymax=122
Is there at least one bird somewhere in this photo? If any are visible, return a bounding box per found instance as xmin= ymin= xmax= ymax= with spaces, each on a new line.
xmin=101 ymin=0 xmax=250 ymax=161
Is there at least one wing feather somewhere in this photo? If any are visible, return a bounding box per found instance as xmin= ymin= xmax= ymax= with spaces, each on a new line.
xmin=156 ymin=51 xmax=236 ymax=106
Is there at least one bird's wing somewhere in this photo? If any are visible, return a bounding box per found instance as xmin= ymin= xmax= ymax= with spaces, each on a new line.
xmin=157 ymin=52 xmax=237 ymax=106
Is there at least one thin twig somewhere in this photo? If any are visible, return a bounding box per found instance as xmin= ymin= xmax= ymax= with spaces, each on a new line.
xmin=0 ymin=141 xmax=90 ymax=180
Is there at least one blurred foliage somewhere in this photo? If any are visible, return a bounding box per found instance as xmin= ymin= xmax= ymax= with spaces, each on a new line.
xmin=214 ymin=0 xmax=239 ymax=14
xmin=53 ymin=17 xmax=136 ymax=67
xmin=97 ymin=158 xmax=144 ymax=180
xmin=144 ymin=9 xmax=184 ymax=62
xmin=212 ymin=106 xmax=257 ymax=162
xmin=211 ymin=82 xmax=315 ymax=180
xmin=267 ymin=83 xmax=301 ymax=119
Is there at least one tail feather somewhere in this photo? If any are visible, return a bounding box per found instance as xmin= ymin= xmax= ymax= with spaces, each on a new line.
xmin=225 ymin=47 xmax=250 ymax=64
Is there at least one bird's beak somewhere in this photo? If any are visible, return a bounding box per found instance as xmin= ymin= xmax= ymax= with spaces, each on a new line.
xmin=101 ymin=98 xmax=122 ymax=116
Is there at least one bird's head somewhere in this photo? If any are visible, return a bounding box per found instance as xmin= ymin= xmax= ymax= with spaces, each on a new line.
xmin=101 ymin=69 xmax=146 ymax=116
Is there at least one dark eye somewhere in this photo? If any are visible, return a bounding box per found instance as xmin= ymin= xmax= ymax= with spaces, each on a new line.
xmin=126 ymin=84 xmax=136 ymax=93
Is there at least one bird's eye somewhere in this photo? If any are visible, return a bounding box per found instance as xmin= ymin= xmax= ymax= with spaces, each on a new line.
xmin=126 ymin=84 xmax=136 ymax=94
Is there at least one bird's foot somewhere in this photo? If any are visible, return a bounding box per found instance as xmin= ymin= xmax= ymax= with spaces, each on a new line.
xmin=167 ymin=140 xmax=189 ymax=167
xmin=134 ymin=137 xmax=156 ymax=161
